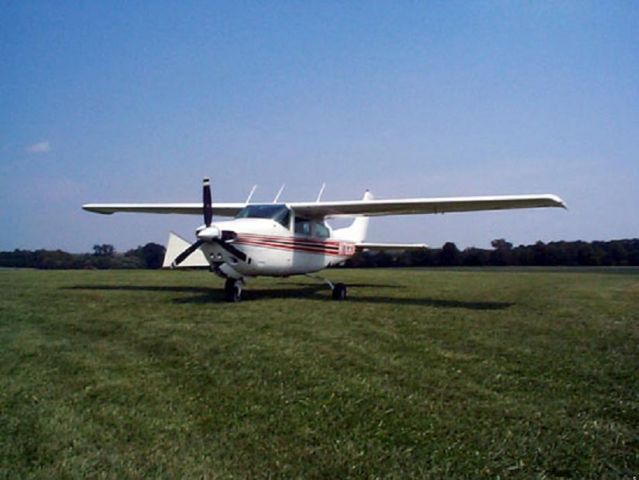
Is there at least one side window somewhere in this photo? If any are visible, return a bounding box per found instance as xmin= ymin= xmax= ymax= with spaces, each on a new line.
xmin=313 ymin=221 xmax=330 ymax=239
xmin=294 ymin=218 xmax=312 ymax=236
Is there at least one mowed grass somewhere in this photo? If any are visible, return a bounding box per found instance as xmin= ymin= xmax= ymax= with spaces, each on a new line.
xmin=0 ymin=268 xmax=637 ymax=478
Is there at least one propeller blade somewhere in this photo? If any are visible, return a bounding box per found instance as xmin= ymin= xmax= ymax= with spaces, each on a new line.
xmin=213 ymin=238 xmax=247 ymax=262
xmin=172 ymin=239 xmax=204 ymax=267
xmin=203 ymin=177 xmax=212 ymax=227
xmin=199 ymin=179 xmax=246 ymax=263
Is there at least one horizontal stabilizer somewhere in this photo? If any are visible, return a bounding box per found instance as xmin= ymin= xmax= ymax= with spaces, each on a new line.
xmin=356 ymin=242 xmax=428 ymax=252
xmin=162 ymin=232 xmax=210 ymax=268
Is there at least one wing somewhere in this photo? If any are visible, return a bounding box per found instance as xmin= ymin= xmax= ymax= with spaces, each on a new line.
xmin=356 ymin=242 xmax=428 ymax=251
xmin=83 ymin=194 xmax=565 ymax=218
xmin=82 ymin=203 xmax=245 ymax=217
xmin=289 ymin=194 xmax=565 ymax=218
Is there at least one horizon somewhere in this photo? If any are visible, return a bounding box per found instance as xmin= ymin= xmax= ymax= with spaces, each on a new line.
xmin=4 ymin=235 xmax=638 ymax=257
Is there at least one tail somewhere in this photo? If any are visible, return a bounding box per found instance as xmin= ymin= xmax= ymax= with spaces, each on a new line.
xmin=162 ymin=232 xmax=209 ymax=268
xmin=333 ymin=191 xmax=373 ymax=243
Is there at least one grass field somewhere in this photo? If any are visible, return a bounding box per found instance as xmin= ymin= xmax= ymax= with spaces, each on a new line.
xmin=1 ymin=268 xmax=637 ymax=478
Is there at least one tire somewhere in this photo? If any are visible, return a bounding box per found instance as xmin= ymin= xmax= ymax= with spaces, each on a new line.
xmin=224 ymin=279 xmax=242 ymax=302
xmin=231 ymin=285 xmax=242 ymax=302
xmin=332 ymin=283 xmax=347 ymax=300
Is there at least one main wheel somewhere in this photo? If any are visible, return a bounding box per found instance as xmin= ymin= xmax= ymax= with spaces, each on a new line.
xmin=224 ymin=279 xmax=242 ymax=302
xmin=332 ymin=283 xmax=347 ymax=300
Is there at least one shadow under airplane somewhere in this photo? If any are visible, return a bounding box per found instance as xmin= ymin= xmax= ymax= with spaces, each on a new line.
xmin=67 ymin=284 xmax=513 ymax=310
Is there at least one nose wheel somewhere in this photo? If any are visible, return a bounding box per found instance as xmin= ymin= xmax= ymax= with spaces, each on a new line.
xmin=331 ymin=283 xmax=347 ymax=300
xmin=224 ymin=278 xmax=243 ymax=302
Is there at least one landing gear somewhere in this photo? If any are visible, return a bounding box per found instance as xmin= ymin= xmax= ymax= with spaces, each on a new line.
xmin=305 ymin=274 xmax=347 ymax=301
xmin=331 ymin=282 xmax=347 ymax=301
xmin=224 ymin=278 xmax=243 ymax=302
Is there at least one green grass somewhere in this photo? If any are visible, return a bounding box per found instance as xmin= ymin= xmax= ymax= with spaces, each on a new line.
xmin=1 ymin=268 xmax=637 ymax=478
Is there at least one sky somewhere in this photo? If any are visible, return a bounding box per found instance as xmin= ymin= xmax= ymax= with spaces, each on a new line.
xmin=1 ymin=1 xmax=638 ymax=252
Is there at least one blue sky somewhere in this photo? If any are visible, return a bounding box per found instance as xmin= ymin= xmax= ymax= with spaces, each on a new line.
xmin=2 ymin=1 xmax=638 ymax=252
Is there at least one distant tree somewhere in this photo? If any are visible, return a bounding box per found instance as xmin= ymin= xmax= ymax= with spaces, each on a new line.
xmin=628 ymin=240 xmax=639 ymax=266
xmin=490 ymin=239 xmax=514 ymax=266
xmin=372 ymin=251 xmax=395 ymax=268
xmin=462 ymin=247 xmax=489 ymax=266
xmin=533 ymin=241 xmax=548 ymax=265
xmin=342 ymin=252 xmax=364 ymax=268
xmin=513 ymin=245 xmax=533 ymax=266
xmin=576 ymin=243 xmax=598 ymax=266
xmin=141 ymin=243 xmax=166 ymax=269
xmin=544 ymin=242 xmax=570 ymax=265
xmin=125 ymin=243 xmax=166 ymax=269
xmin=89 ymin=255 xmax=114 ymax=269
xmin=438 ymin=242 xmax=460 ymax=266
xmin=606 ymin=242 xmax=629 ymax=266
xmin=409 ymin=248 xmax=436 ymax=267
xmin=33 ymin=249 xmax=75 ymax=269
xmin=93 ymin=244 xmax=115 ymax=257
xmin=0 ymin=249 xmax=33 ymax=268
xmin=491 ymin=239 xmax=513 ymax=251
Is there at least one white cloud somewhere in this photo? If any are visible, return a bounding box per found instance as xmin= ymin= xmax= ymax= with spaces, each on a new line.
xmin=25 ymin=141 xmax=51 ymax=154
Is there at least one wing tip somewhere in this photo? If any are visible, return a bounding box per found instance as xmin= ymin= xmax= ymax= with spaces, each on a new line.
xmin=546 ymin=194 xmax=567 ymax=210
xmin=82 ymin=204 xmax=113 ymax=215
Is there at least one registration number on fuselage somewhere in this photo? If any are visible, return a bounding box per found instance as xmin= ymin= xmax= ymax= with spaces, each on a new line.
xmin=338 ymin=242 xmax=356 ymax=256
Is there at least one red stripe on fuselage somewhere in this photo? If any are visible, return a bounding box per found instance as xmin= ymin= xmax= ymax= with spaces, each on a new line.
xmin=234 ymin=234 xmax=345 ymax=256
xmin=239 ymin=233 xmax=340 ymax=248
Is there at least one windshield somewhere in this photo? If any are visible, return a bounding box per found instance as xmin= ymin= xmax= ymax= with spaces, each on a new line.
xmin=235 ymin=204 xmax=291 ymax=228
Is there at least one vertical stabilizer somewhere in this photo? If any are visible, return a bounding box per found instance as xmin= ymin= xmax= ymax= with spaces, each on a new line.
xmin=333 ymin=191 xmax=373 ymax=243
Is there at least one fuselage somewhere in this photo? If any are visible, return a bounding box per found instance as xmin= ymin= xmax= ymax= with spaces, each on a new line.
xmin=201 ymin=211 xmax=356 ymax=279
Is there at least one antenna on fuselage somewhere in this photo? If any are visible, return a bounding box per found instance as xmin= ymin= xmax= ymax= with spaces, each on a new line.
xmin=316 ymin=183 xmax=326 ymax=202
xmin=273 ymin=184 xmax=285 ymax=203
xmin=245 ymin=184 xmax=257 ymax=203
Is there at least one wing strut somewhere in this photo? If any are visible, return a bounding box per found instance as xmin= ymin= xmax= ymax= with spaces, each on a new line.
xmin=316 ymin=183 xmax=326 ymax=202
xmin=273 ymin=184 xmax=285 ymax=203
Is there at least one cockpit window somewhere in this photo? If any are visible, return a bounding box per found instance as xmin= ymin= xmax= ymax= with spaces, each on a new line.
xmin=295 ymin=217 xmax=311 ymax=236
xmin=235 ymin=204 xmax=291 ymax=228
xmin=294 ymin=218 xmax=330 ymax=238
xmin=314 ymin=221 xmax=330 ymax=238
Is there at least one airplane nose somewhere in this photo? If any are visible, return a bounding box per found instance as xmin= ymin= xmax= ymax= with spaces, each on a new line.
xmin=196 ymin=225 xmax=220 ymax=241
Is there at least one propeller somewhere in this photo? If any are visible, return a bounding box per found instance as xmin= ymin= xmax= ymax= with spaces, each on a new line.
xmin=171 ymin=178 xmax=246 ymax=267
xmin=213 ymin=237 xmax=247 ymax=261
xmin=203 ymin=178 xmax=212 ymax=227
xmin=172 ymin=239 xmax=204 ymax=266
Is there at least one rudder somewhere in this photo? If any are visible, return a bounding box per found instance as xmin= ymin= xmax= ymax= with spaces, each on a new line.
xmin=333 ymin=190 xmax=373 ymax=243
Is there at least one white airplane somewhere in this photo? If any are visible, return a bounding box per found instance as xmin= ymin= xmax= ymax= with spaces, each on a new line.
xmin=83 ymin=179 xmax=565 ymax=302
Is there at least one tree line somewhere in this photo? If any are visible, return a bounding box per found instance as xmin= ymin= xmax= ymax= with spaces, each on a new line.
xmin=343 ymin=238 xmax=639 ymax=268
xmin=1 ymin=238 xmax=638 ymax=270
xmin=0 ymin=243 xmax=166 ymax=270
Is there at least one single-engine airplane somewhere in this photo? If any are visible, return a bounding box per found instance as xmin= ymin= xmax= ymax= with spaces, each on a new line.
xmin=83 ymin=179 xmax=565 ymax=302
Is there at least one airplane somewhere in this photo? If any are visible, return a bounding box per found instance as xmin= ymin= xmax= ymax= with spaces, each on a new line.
xmin=82 ymin=179 xmax=565 ymax=302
